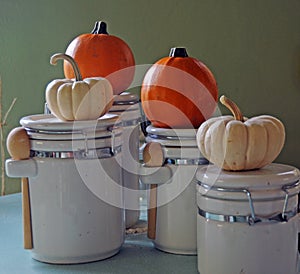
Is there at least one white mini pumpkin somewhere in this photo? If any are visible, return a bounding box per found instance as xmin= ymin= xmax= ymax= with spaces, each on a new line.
xmin=46 ymin=53 xmax=113 ymax=121
xmin=196 ymin=95 xmax=285 ymax=171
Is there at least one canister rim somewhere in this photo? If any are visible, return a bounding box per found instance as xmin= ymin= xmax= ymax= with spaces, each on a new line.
xmin=146 ymin=125 xmax=197 ymax=139
xmin=20 ymin=113 xmax=119 ymax=132
xmin=196 ymin=163 xmax=300 ymax=193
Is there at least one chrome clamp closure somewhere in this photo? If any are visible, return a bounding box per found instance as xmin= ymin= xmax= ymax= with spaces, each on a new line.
xmin=113 ymin=99 xmax=140 ymax=105
xmin=122 ymin=118 xmax=141 ymax=127
xmin=198 ymin=180 xmax=300 ymax=226
xmin=108 ymin=126 xmax=116 ymax=155
xmin=147 ymin=133 xmax=195 ymax=141
xmin=281 ymin=180 xmax=300 ymax=220
xmin=30 ymin=146 xmax=121 ymax=160
xmin=198 ymin=208 xmax=297 ymax=225
xmin=166 ymin=158 xmax=209 ymax=166
xmin=74 ymin=146 xmax=121 ymax=159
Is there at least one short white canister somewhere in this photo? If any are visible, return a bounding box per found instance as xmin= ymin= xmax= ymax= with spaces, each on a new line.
xmin=109 ymin=92 xmax=141 ymax=228
xmin=6 ymin=113 xmax=125 ymax=264
xmin=196 ymin=163 xmax=300 ymax=274
xmin=140 ymin=125 xmax=208 ymax=255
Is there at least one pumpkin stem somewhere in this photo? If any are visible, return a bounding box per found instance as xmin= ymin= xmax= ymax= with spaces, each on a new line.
xmin=169 ymin=47 xmax=188 ymax=57
xmin=91 ymin=21 xmax=108 ymax=34
xmin=220 ymin=95 xmax=244 ymax=122
xmin=50 ymin=53 xmax=83 ymax=81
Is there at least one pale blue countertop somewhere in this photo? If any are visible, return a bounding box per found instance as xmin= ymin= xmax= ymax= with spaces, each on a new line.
xmin=0 ymin=194 xmax=197 ymax=274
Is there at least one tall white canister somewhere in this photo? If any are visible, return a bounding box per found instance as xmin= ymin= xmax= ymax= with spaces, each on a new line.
xmin=109 ymin=92 xmax=141 ymax=228
xmin=6 ymin=113 xmax=124 ymax=264
xmin=140 ymin=125 xmax=208 ymax=255
xmin=196 ymin=163 xmax=300 ymax=274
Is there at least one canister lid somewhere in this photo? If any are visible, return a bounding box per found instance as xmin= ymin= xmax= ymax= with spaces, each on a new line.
xmin=113 ymin=92 xmax=139 ymax=105
xmin=196 ymin=164 xmax=300 ymax=220
xmin=146 ymin=125 xmax=197 ymax=139
xmin=20 ymin=114 xmax=122 ymax=152
xmin=109 ymin=92 xmax=140 ymax=115
xmin=145 ymin=125 xmax=198 ymax=149
xmin=146 ymin=125 xmax=197 ymax=143
xmin=20 ymin=113 xmax=119 ymax=131
xmin=145 ymin=125 xmax=203 ymax=160
xmin=197 ymin=163 xmax=300 ymax=189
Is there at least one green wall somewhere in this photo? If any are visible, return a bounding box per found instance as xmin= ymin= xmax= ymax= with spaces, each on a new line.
xmin=1 ymin=0 xmax=300 ymax=194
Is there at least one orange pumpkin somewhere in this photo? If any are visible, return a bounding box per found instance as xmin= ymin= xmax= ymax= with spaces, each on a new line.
xmin=141 ymin=48 xmax=218 ymax=129
xmin=64 ymin=21 xmax=135 ymax=94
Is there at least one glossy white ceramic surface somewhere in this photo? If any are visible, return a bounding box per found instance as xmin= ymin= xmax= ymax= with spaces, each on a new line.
xmin=154 ymin=166 xmax=198 ymax=255
xmin=109 ymin=93 xmax=141 ymax=228
xmin=197 ymin=215 xmax=300 ymax=274
xmin=143 ymin=125 xmax=207 ymax=255
xmin=29 ymin=157 xmax=124 ymax=264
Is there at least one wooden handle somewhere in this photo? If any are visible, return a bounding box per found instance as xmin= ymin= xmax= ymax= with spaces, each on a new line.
xmin=21 ymin=178 xmax=33 ymax=249
xmin=143 ymin=142 xmax=164 ymax=240
xmin=6 ymin=127 xmax=32 ymax=248
xmin=147 ymin=184 xmax=157 ymax=239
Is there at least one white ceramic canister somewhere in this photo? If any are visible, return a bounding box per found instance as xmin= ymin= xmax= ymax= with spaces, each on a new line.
xmin=6 ymin=113 xmax=125 ymax=264
xmin=196 ymin=163 xmax=300 ymax=274
xmin=109 ymin=92 xmax=141 ymax=228
xmin=140 ymin=125 xmax=208 ymax=255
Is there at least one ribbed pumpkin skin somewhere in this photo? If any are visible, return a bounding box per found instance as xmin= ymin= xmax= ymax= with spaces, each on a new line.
xmin=64 ymin=33 xmax=135 ymax=94
xmin=46 ymin=77 xmax=113 ymax=121
xmin=196 ymin=115 xmax=286 ymax=171
xmin=141 ymin=56 xmax=218 ymax=129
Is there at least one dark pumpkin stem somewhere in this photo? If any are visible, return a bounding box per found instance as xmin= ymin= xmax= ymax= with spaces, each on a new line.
xmin=91 ymin=21 xmax=108 ymax=34
xmin=169 ymin=47 xmax=188 ymax=57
